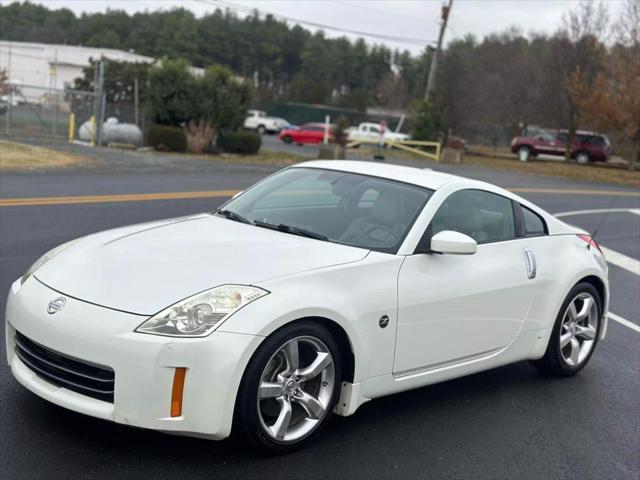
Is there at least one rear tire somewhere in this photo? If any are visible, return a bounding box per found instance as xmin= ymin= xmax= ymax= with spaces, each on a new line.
xmin=234 ymin=321 xmax=342 ymax=455
xmin=576 ymin=151 xmax=591 ymax=164
xmin=517 ymin=146 xmax=532 ymax=162
xmin=282 ymin=135 xmax=292 ymax=144
xmin=532 ymin=282 xmax=602 ymax=377
xmin=257 ymin=125 xmax=266 ymax=135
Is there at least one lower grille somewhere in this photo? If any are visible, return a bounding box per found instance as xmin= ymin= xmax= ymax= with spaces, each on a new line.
xmin=14 ymin=332 xmax=115 ymax=403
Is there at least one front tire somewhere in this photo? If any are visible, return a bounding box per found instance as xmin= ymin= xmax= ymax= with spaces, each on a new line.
xmin=532 ymin=282 xmax=602 ymax=376
xmin=517 ymin=145 xmax=532 ymax=162
xmin=235 ymin=321 xmax=342 ymax=455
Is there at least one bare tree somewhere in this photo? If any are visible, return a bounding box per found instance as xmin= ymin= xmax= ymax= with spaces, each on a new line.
xmin=550 ymin=0 xmax=609 ymax=161
xmin=570 ymin=0 xmax=640 ymax=170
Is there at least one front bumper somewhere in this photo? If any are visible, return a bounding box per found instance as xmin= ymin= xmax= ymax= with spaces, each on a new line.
xmin=5 ymin=277 xmax=263 ymax=440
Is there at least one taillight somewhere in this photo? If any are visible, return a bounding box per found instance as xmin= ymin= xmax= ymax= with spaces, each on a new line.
xmin=577 ymin=234 xmax=603 ymax=254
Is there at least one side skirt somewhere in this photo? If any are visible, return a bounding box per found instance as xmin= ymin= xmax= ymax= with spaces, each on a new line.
xmin=334 ymin=328 xmax=550 ymax=417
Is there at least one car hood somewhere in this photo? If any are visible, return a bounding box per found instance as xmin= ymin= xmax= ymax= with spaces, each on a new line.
xmin=35 ymin=214 xmax=369 ymax=315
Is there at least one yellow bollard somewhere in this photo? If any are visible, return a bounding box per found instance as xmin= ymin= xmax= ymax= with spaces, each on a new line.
xmin=68 ymin=112 xmax=75 ymax=144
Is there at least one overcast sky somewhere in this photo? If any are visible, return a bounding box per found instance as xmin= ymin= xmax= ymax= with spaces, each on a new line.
xmin=19 ymin=0 xmax=625 ymax=54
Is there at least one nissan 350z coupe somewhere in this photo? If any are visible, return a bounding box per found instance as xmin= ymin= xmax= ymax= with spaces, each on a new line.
xmin=6 ymin=161 xmax=609 ymax=454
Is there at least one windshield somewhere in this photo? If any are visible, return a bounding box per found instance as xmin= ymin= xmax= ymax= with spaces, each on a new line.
xmin=219 ymin=167 xmax=433 ymax=253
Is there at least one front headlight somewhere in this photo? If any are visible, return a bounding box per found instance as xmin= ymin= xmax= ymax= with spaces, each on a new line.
xmin=21 ymin=239 xmax=78 ymax=285
xmin=135 ymin=285 xmax=269 ymax=337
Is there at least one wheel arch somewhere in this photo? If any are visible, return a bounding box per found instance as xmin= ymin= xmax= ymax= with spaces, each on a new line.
xmin=261 ymin=316 xmax=355 ymax=383
xmin=570 ymin=273 xmax=608 ymax=340
xmin=577 ymin=275 xmax=606 ymax=310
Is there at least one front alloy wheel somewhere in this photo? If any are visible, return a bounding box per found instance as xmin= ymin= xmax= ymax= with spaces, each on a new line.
xmin=518 ymin=146 xmax=531 ymax=162
xmin=258 ymin=337 xmax=335 ymax=442
xmin=235 ymin=321 xmax=342 ymax=454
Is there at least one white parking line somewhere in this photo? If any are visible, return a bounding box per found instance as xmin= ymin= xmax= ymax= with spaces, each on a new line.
xmin=554 ymin=208 xmax=640 ymax=274
xmin=554 ymin=208 xmax=639 ymax=333
xmin=600 ymin=247 xmax=640 ymax=275
xmin=554 ymin=208 xmax=640 ymax=218
xmin=609 ymin=313 xmax=640 ymax=333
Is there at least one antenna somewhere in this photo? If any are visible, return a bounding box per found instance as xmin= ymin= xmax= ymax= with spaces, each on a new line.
xmin=590 ymin=196 xmax=618 ymax=247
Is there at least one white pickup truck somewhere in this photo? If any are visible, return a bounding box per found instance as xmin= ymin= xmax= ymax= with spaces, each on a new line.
xmin=347 ymin=122 xmax=410 ymax=143
xmin=243 ymin=110 xmax=290 ymax=134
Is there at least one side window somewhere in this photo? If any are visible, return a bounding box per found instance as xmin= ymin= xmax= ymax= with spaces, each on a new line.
xmin=522 ymin=206 xmax=547 ymax=236
xmin=430 ymin=190 xmax=516 ymax=243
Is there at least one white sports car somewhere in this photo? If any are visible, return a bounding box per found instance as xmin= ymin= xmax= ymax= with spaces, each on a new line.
xmin=6 ymin=161 xmax=608 ymax=454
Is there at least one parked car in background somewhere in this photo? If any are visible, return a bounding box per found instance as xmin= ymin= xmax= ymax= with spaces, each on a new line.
xmin=347 ymin=122 xmax=410 ymax=143
xmin=244 ymin=110 xmax=290 ymax=135
xmin=279 ymin=123 xmax=335 ymax=145
xmin=511 ymin=129 xmax=612 ymax=164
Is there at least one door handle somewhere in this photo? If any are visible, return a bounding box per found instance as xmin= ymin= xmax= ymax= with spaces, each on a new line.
xmin=523 ymin=247 xmax=537 ymax=279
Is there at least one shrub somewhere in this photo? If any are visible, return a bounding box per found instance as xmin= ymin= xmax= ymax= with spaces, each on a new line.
xmin=216 ymin=130 xmax=261 ymax=154
xmin=147 ymin=125 xmax=187 ymax=152
xmin=185 ymin=120 xmax=215 ymax=154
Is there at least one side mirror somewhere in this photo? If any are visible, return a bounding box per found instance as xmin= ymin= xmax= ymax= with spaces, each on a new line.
xmin=430 ymin=230 xmax=477 ymax=255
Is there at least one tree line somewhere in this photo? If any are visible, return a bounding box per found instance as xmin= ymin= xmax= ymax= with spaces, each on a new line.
xmin=1 ymin=0 xmax=637 ymax=166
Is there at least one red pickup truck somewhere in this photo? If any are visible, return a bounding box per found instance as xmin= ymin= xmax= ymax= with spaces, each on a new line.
xmin=511 ymin=129 xmax=611 ymax=164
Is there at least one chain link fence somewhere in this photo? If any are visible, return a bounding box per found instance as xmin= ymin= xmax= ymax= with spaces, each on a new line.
xmin=2 ymin=83 xmax=144 ymax=146
xmin=2 ymin=83 xmax=99 ymax=143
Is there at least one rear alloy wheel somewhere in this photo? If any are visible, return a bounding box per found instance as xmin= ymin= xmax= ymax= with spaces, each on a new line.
xmin=576 ymin=151 xmax=590 ymax=164
xmin=532 ymin=283 xmax=601 ymax=376
xmin=518 ymin=146 xmax=532 ymax=162
xmin=257 ymin=125 xmax=267 ymax=135
xmin=235 ymin=322 xmax=342 ymax=454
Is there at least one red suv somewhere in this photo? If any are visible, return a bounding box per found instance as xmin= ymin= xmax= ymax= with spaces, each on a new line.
xmin=511 ymin=129 xmax=611 ymax=164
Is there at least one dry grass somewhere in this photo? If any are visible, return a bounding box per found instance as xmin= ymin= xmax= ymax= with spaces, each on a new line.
xmin=364 ymin=145 xmax=639 ymax=188
xmin=0 ymin=140 xmax=97 ymax=171
xmin=463 ymin=154 xmax=640 ymax=188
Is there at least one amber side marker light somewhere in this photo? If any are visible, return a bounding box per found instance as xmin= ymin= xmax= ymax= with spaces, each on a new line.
xmin=171 ymin=367 xmax=187 ymax=417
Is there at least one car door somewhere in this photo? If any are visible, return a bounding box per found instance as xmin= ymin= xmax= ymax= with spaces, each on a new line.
xmin=294 ymin=124 xmax=311 ymax=143
xmin=393 ymin=189 xmax=533 ymax=375
xmin=534 ymin=131 xmax=555 ymax=154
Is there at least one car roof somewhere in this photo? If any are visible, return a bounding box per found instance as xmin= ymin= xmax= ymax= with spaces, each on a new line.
xmin=293 ymin=160 xmax=477 ymax=191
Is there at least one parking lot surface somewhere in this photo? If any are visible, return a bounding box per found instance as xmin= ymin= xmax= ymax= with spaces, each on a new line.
xmin=1 ymin=154 xmax=638 ymax=479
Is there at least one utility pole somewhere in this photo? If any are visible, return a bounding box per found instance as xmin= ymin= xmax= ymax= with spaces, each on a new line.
xmin=424 ymin=0 xmax=453 ymax=101
xmin=134 ymin=77 xmax=139 ymax=127
xmin=95 ymin=60 xmax=106 ymax=146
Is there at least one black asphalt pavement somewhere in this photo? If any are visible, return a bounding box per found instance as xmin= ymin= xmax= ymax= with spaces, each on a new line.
xmin=1 ymin=147 xmax=639 ymax=479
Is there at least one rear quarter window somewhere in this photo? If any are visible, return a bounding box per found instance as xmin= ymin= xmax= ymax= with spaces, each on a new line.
xmin=522 ymin=206 xmax=547 ymax=236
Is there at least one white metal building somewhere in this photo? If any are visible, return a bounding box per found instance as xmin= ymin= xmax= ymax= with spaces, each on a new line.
xmin=0 ymin=41 xmax=154 ymax=101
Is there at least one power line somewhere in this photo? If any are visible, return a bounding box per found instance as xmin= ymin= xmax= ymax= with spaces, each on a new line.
xmin=197 ymin=0 xmax=435 ymax=46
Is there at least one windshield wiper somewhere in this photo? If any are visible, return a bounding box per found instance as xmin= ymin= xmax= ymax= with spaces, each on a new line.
xmin=215 ymin=208 xmax=252 ymax=224
xmin=254 ymin=220 xmax=328 ymax=241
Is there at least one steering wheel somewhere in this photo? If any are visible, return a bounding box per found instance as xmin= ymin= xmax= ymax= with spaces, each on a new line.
xmin=351 ymin=222 xmax=401 ymax=245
